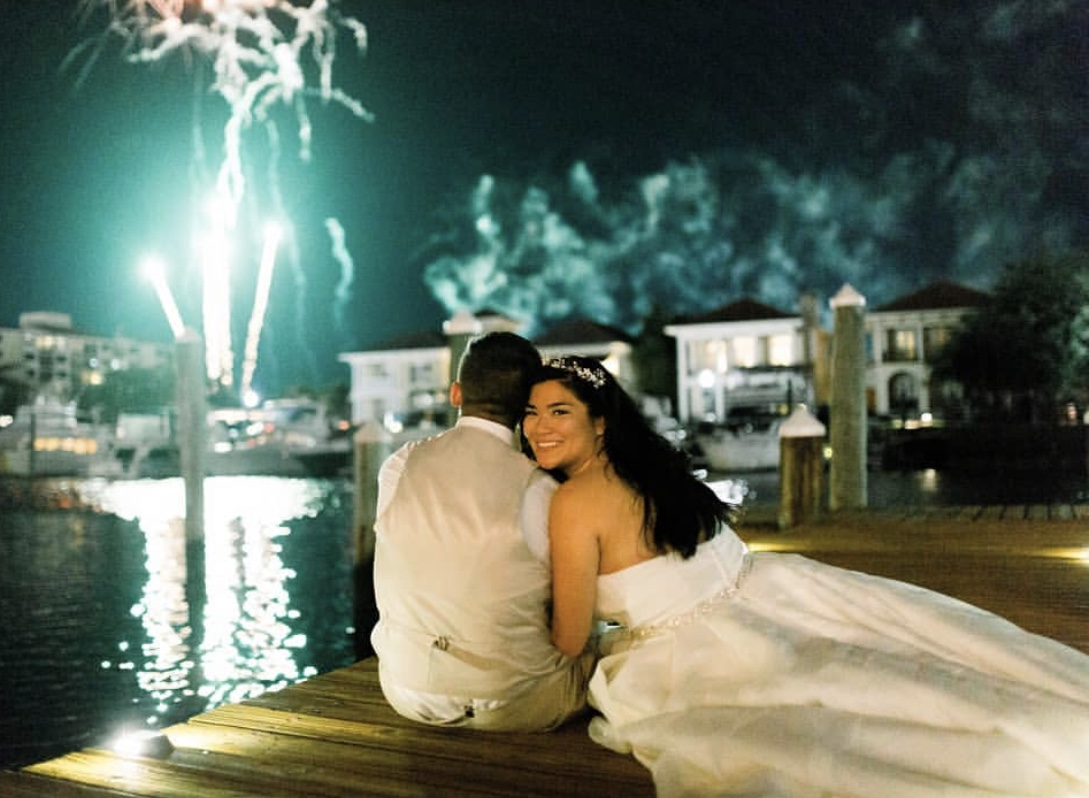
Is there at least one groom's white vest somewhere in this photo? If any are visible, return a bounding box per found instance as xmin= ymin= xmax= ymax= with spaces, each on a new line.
xmin=371 ymin=424 xmax=566 ymax=700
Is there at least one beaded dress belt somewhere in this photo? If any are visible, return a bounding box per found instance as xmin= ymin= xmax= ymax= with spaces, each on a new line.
xmin=622 ymin=553 xmax=753 ymax=642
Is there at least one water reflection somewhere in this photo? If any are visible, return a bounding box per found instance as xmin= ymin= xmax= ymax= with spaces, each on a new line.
xmin=79 ymin=477 xmax=342 ymax=728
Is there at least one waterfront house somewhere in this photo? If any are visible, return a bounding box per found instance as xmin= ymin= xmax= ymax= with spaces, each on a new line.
xmin=337 ymin=329 xmax=451 ymax=432
xmin=533 ymin=317 xmax=634 ymax=385
xmin=662 ymin=296 xmax=827 ymax=426
xmin=337 ymin=312 xmax=634 ymax=429
xmin=865 ymin=280 xmax=990 ymax=420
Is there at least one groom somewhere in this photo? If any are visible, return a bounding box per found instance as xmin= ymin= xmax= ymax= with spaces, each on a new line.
xmin=370 ymin=331 xmax=593 ymax=731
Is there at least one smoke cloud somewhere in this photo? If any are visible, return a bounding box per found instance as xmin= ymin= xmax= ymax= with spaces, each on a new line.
xmin=423 ymin=0 xmax=1085 ymax=335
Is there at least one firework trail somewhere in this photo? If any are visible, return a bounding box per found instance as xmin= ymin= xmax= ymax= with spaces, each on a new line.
xmin=240 ymin=221 xmax=281 ymax=400
xmin=74 ymin=0 xmax=370 ymax=391
xmin=324 ymin=217 xmax=354 ymax=335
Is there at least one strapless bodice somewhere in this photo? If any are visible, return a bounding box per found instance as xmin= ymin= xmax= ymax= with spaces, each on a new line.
xmin=594 ymin=527 xmax=748 ymax=631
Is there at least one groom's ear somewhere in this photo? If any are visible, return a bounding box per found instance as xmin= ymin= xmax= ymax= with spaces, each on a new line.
xmin=449 ymin=381 xmax=463 ymax=408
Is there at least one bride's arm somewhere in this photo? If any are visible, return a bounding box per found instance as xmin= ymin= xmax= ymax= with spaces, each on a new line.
xmin=548 ymin=484 xmax=600 ymax=658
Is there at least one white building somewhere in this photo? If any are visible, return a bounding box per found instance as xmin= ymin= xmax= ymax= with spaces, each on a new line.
xmin=865 ymin=280 xmax=989 ymax=419
xmin=337 ymin=329 xmax=451 ymax=430
xmin=0 ymin=312 xmax=173 ymax=406
xmin=338 ymin=313 xmax=634 ymax=429
xmin=533 ymin=317 xmax=634 ymax=386
xmin=664 ymin=298 xmax=822 ymax=425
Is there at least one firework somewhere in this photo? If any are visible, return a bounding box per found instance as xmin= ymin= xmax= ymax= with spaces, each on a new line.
xmin=77 ymin=0 xmax=370 ymax=392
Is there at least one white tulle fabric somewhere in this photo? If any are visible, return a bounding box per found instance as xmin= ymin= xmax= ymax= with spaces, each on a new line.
xmin=587 ymin=530 xmax=1089 ymax=797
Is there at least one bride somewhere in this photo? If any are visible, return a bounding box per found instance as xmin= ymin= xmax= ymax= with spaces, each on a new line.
xmin=522 ymin=355 xmax=1089 ymax=798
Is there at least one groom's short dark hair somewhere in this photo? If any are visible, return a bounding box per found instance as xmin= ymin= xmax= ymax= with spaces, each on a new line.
xmin=457 ymin=332 xmax=540 ymax=424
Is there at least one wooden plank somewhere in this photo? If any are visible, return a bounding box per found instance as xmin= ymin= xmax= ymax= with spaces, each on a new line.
xmin=0 ymin=771 xmax=138 ymax=798
xmin=1026 ymin=504 xmax=1051 ymax=521
xmin=955 ymin=505 xmax=984 ymax=521
xmin=975 ymin=504 xmax=1006 ymax=522
xmin=192 ymin=703 xmax=650 ymax=788
xmin=24 ymin=749 xmax=299 ymax=798
xmin=169 ymin=715 xmax=647 ymax=797
xmin=1050 ymin=504 xmax=1074 ymax=520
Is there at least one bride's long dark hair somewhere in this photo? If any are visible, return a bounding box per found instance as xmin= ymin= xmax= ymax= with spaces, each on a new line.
xmin=528 ymin=356 xmax=732 ymax=558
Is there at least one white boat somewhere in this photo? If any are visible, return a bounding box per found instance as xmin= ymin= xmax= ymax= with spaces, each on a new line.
xmin=206 ymin=399 xmax=352 ymax=477
xmin=695 ymin=413 xmax=785 ymax=472
xmin=0 ymin=400 xmax=108 ymax=477
xmin=86 ymin=399 xmax=354 ymax=479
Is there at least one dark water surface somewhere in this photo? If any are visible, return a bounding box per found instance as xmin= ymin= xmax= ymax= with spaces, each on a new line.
xmin=727 ymin=465 xmax=1089 ymax=509
xmin=1 ymin=477 xmax=355 ymax=768
xmin=2 ymin=467 xmax=1087 ymax=769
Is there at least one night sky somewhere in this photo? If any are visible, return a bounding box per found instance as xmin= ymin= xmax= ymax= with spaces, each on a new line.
xmin=1 ymin=1 xmax=1085 ymax=394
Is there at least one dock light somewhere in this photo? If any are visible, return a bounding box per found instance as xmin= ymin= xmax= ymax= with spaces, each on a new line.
xmin=109 ymin=729 xmax=175 ymax=759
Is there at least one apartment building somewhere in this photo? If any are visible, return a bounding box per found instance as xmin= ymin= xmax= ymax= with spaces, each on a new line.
xmin=0 ymin=312 xmax=173 ymax=406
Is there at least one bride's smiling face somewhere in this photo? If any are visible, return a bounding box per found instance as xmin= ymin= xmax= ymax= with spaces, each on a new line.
xmin=523 ymin=379 xmax=604 ymax=477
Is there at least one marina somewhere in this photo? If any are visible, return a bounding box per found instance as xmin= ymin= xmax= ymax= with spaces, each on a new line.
xmin=0 ymin=399 xmax=355 ymax=480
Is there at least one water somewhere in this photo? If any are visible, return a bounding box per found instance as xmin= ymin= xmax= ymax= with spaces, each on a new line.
xmin=2 ymin=467 xmax=1087 ymax=769
xmin=0 ymin=476 xmax=356 ymax=769
xmin=728 ymin=466 xmax=1089 ymax=509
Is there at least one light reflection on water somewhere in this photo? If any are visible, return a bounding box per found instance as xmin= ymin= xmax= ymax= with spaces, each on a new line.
xmin=83 ymin=478 xmax=337 ymax=721
xmin=0 ymin=476 xmax=354 ymax=768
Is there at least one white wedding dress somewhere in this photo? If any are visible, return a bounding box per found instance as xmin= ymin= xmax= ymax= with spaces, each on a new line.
xmin=587 ymin=528 xmax=1089 ymax=797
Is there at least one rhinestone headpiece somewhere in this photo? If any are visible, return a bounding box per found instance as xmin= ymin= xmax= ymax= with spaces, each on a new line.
xmin=545 ymin=357 xmax=609 ymax=389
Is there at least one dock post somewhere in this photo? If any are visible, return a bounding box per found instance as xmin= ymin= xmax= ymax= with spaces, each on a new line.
xmin=174 ymin=329 xmax=207 ymax=651
xmin=352 ymin=420 xmax=392 ymax=659
xmin=778 ymin=405 xmax=826 ymax=529
xmin=175 ymin=329 xmax=206 ymax=545
xmin=829 ymin=285 xmax=868 ymax=511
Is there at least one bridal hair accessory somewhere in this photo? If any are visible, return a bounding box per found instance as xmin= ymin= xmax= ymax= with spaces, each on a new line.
xmin=545 ymin=357 xmax=609 ymax=389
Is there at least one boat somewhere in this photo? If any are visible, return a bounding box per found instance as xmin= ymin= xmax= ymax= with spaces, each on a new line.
xmin=206 ymin=399 xmax=352 ymax=477
xmin=694 ymin=408 xmax=787 ymax=472
xmin=88 ymin=399 xmax=354 ymax=479
xmin=0 ymin=399 xmax=109 ymax=477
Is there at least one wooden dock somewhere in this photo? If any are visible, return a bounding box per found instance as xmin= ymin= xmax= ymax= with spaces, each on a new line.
xmin=4 ymin=504 xmax=1089 ymax=796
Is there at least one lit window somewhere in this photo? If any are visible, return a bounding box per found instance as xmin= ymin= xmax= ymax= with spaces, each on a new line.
xmin=886 ymin=329 xmax=917 ymax=361
xmin=733 ymin=337 xmax=756 ymax=368
xmin=768 ymin=334 xmax=793 ymax=366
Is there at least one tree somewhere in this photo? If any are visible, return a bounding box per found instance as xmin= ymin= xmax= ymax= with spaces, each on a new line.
xmin=932 ymin=251 xmax=1089 ymax=422
xmin=630 ymin=305 xmax=678 ymax=409
xmin=0 ymin=363 xmax=33 ymax=417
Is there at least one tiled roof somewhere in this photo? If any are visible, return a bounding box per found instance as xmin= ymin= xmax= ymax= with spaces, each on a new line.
xmin=533 ymin=318 xmax=632 ymax=346
xmin=671 ymin=298 xmax=794 ymax=325
xmin=874 ymin=280 xmax=991 ymax=312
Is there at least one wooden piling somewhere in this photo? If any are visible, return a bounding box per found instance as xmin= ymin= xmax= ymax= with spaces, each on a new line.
xmin=829 ymin=285 xmax=868 ymax=511
xmin=174 ymin=331 xmax=207 ymax=648
xmin=778 ymin=405 xmax=826 ymax=529
xmin=174 ymin=330 xmax=206 ymax=545
xmin=352 ymin=421 xmax=392 ymax=659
